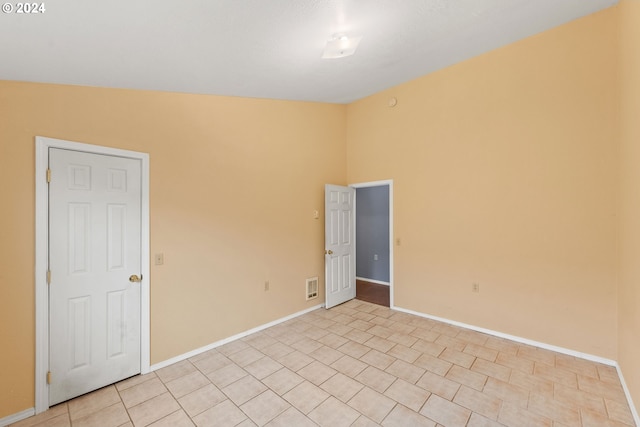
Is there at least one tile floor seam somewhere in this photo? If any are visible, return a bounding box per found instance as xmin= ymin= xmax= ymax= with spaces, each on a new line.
xmin=20 ymin=299 xmax=637 ymax=427
xmin=149 ymin=408 xmax=183 ymax=426
xmin=172 ymin=385 xmax=205 ymax=419
xmin=113 ymin=385 xmax=134 ymax=427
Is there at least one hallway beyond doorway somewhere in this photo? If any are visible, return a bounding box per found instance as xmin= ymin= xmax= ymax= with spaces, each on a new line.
xmin=356 ymin=279 xmax=390 ymax=307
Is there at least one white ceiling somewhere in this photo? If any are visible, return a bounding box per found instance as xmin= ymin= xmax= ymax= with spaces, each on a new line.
xmin=0 ymin=0 xmax=617 ymax=104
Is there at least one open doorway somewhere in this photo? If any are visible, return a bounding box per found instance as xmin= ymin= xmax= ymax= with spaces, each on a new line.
xmin=352 ymin=180 xmax=393 ymax=307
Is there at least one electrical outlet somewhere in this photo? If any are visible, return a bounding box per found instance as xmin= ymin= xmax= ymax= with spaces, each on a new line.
xmin=264 ymin=281 xmax=270 ymax=291
xmin=472 ymin=283 xmax=480 ymax=293
xmin=154 ymin=253 xmax=164 ymax=265
xmin=373 ymin=254 xmax=378 ymax=261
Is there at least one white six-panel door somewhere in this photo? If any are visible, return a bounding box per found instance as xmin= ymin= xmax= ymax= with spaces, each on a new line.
xmin=325 ymin=184 xmax=356 ymax=309
xmin=49 ymin=148 xmax=142 ymax=405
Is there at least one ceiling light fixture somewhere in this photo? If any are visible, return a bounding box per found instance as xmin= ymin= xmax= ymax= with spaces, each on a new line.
xmin=322 ymin=33 xmax=362 ymax=59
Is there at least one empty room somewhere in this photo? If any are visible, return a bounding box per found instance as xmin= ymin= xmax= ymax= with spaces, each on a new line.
xmin=1 ymin=0 xmax=639 ymax=426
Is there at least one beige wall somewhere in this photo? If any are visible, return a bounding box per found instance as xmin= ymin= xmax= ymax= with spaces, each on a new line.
xmin=0 ymin=82 xmax=347 ymax=417
xmin=617 ymin=0 xmax=640 ymax=411
xmin=4 ymin=3 xmax=640 ymax=421
xmin=347 ymin=8 xmax=619 ymax=358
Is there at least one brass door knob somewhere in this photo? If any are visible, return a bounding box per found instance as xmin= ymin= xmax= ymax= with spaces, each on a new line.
xmin=129 ymin=274 xmax=142 ymax=283
xmin=325 ymin=250 xmax=333 ymax=255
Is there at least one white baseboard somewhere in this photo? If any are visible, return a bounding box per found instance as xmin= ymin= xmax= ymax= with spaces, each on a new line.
xmin=2 ymin=304 xmax=325 ymax=425
xmin=0 ymin=407 xmax=34 ymax=427
xmin=393 ymin=305 xmax=639 ymax=423
xmin=392 ymin=306 xmax=616 ymax=365
xmin=615 ymin=363 xmax=640 ymax=426
xmin=356 ymin=277 xmax=390 ymax=286
xmin=7 ymin=302 xmax=636 ymax=427
xmin=150 ymin=303 xmax=324 ymax=371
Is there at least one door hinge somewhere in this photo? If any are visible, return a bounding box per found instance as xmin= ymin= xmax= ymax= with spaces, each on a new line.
xmin=46 ymin=371 xmax=52 ymax=384
xmin=46 ymin=168 xmax=51 ymax=183
xmin=46 ymin=270 xmax=51 ymax=285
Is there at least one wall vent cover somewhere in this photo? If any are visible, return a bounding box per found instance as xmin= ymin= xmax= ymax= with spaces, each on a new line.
xmin=306 ymin=277 xmax=319 ymax=300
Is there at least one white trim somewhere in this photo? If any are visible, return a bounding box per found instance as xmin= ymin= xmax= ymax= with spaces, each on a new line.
xmin=393 ymin=306 xmax=617 ymax=366
xmin=139 ymin=151 xmax=151 ymax=374
xmin=389 ymin=183 xmax=394 ymax=307
xmin=356 ymin=277 xmax=390 ymax=286
xmin=34 ymin=140 xmax=49 ymax=414
xmin=350 ymin=180 xmax=394 ymax=307
xmin=395 ymin=305 xmax=640 ymax=415
xmin=351 ymin=179 xmax=393 ymax=188
xmin=0 ymin=408 xmax=35 ymax=427
xmin=616 ymin=363 xmax=640 ymax=426
xmin=34 ymin=136 xmax=150 ymax=414
xmin=150 ymin=303 xmax=324 ymax=371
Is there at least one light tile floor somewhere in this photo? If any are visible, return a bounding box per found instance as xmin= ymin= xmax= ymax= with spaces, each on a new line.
xmin=12 ymin=300 xmax=637 ymax=427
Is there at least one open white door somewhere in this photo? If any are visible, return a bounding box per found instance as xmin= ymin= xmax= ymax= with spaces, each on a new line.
xmin=48 ymin=148 xmax=142 ymax=405
xmin=325 ymin=184 xmax=356 ymax=309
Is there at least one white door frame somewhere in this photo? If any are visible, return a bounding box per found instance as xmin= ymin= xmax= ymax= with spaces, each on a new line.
xmin=34 ymin=136 xmax=151 ymax=414
xmin=350 ymin=180 xmax=394 ymax=308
